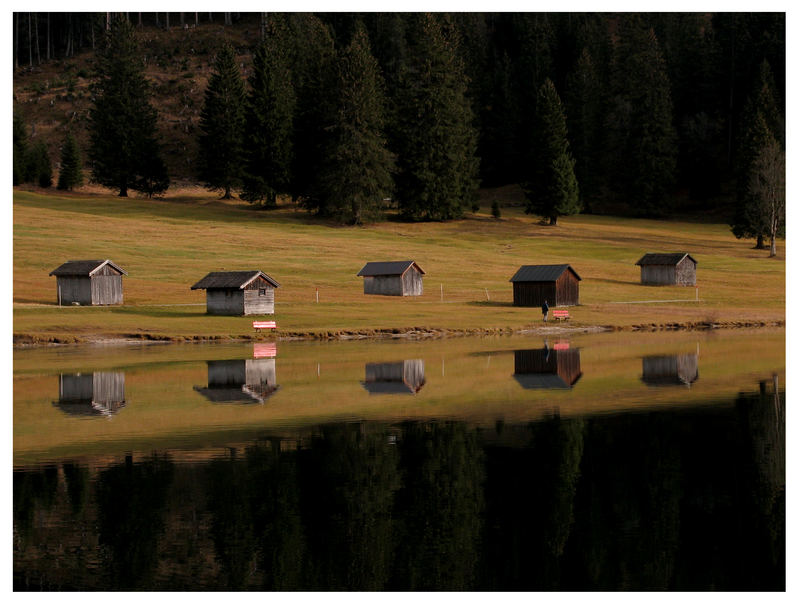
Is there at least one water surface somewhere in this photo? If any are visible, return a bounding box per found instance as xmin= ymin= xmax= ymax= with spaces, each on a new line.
xmin=13 ymin=330 xmax=785 ymax=590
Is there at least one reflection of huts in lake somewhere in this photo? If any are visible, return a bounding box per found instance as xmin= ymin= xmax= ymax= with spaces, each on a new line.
xmin=513 ymin=346 xmax=582 ymax=389
xmin=53 ymin=372 xmax=126 ymax=416
xmin=49 ymin=260 xmax=127 ymax=306
xmin=641 ymin=353 xmax=699 ymax=387
xmin=635 ymin=253 xmax=697 ymax=286
xmin=191 ymin=271 xmax=280 ymax=315
xmin=362 ymin=360 xmax=426 ymax=394
xmin=357 ymin=261 xmax=425 ymax=296
xmin=194 ymin=359 xmax=279 ymax=403
xmin=509 ymin=264 xmax=581 ymax=307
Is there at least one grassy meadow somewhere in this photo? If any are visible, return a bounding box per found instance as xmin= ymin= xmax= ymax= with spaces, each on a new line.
xmin=12 ymin=187 xmax=785 ymax=343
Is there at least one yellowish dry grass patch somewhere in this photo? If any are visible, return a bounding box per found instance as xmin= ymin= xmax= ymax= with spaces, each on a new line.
xmin=13 ymin=189 xmax=784 ymax=342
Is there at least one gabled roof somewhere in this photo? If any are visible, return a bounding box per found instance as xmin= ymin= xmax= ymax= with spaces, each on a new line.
xmin=509 ymin=264 xmax=581 ymax=283
xmin=357 ymin=261 xmax=425 ymax=277
xmin=49 ymin=259 xmax=128 ymax=277
xmin=635 ymin=253 xmax=697 ymax=266
xmin=513 ymin=372 xmax=583 ymax=390
xmin=191 ymin=271 xmax=280 ymax=290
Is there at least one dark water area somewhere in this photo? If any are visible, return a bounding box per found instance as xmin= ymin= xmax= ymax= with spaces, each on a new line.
xmin=13 ymin=332 xmax=785 ymax=591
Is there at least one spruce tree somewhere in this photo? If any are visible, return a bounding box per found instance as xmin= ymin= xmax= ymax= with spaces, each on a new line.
xmin=522 ymin=79 xmax=580 ymax=225
xmin=241 ymin=17 xmax=295 ymax=208
xmin=608 ymin=16 xmax=677 ymax=216
xmin=13 ymin=112 xmax=30 ymax=185
xmin=393 ymin=13 xmax=479 ymax=221
xmin=320 ymin=24 xmax=395 ymax=224
xmin=732 ymin=60 xmax=784 ymax=248
xmin=57 ymin=131 xmax=84 ymax=190
xmin=565 ymin=48 xmax=604 ymax=210
xmin=29 ymin=141 xmax=52 ymax=188
xmin=88 ymin=17 xmax=168 ymax=197
xmin=198 ymin=44 xmax=247 ymax=199
xmin=287 ymin=14 xmax=336 ymax=212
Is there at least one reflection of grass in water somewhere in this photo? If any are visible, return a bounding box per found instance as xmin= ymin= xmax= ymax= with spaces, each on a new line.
xmin=13 ymin=190 xmax=784 ymax=342
xmin=13 ymin=330 xmax=784 ymax=465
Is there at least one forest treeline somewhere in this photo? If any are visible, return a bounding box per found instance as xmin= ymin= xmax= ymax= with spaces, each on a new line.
xmin=12 ymin=12 xmax=785 ymax=247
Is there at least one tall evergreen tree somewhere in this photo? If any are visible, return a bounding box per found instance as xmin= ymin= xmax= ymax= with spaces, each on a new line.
xmin=198 ymin=43 xmax=247 ymax=199
xmin=87 ymin=17 xmax=168 ymax=197
xmin=57 ymin=131 xmax=84 ymax=190
xmin=732 ymin=60 xmax=783 ymax=248
xmin=565 ymin=47 xmax=604 ymax=210
xmin=241 ymin=16 xmax=296 ymax=208
xmin=320 ymin=24 xmax=395 ymax=224
xmin=522 ymin=79 xmax=580 ymax=225
xmin=607 ymin=16 xmax=677 ymax=216
xmin=13 ymin=112 xmax=30 ymax=186
xmin=393 ymin=13 xmax=479 ymax=221
xmin=29 ymin=141 xmax=52 ymax=188
xmin=287 ymin=15 xmax=336 ymax=212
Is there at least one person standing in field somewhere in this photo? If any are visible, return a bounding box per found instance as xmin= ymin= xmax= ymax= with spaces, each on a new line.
xmin=542 ymin=299 xmax=549 ymax=322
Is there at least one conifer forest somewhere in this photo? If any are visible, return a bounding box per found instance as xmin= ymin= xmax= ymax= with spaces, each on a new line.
xmin=12 ymin=12 xmax=785 ymax=245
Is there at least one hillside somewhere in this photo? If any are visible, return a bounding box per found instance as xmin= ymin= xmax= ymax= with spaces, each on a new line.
xmin=13 ymin=16 xmax=263 ymax=183
xmin=12 ymin=188 xmax=784 ymax=344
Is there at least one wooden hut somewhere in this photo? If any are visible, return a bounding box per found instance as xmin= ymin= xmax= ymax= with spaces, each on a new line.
xmin=49 ymin=259 xmax=127 ymax=306
xmin=54 ymin=372 xmax=126 ymax=416
xmin=641 ymin=354 xmax=699 ymax=387
xmin=194 ymin=359 xmax=279 ymax=404
xmin=509 ymin=264 xmax=581 ymax=307
xmin=362 ymin=360 xmax=426 ymax=395
xmin=191 ymin=271 xmax=280 ymax=316
xmin=635 ymin=253 xmax=697 ymax=286
xmin=513 ymin=346 xmax=582 ymax=389
xmin=357 ymin=261 xmax=425 ymax=296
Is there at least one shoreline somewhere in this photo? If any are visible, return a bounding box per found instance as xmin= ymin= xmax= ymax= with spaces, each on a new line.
xmin=12 ymin=319 xmax=785 ymax=348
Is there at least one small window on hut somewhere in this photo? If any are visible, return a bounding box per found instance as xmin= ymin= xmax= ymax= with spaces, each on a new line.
xmin=259 ymin=289 xmax=266 ymax=296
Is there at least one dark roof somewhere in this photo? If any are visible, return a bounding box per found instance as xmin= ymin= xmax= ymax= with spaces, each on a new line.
xmin=49 ymin=259 xmax=127 ymax=277
xmin=357 ymin=261 xmax=425 ymax=277
xmin=509 ymin=264 xmax=581 ymax=283
xmin=635 ymin=253 xmax=697 ymax=266
xmin=191 ymin=271 xmax=280 ymax=290
xmin=513 ymin=372 xmax=583 ymax=389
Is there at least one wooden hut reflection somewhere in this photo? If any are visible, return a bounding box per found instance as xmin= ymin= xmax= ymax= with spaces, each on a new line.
xmin=194 ymin=359 xmax=279 ymax=404
xmin=362 ymin=360 xmax=426 ymax=395
xmin=513 ymin=345 xmax=582 ymax=389
xmin=53 ymin=372 xmax=126 ymax=416
xmin=641 ymin=354 xmax=699 ymax=387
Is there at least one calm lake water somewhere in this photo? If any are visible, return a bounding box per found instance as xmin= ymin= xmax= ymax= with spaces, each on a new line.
xmin=13 ymin=330 xmax=785 ymax=591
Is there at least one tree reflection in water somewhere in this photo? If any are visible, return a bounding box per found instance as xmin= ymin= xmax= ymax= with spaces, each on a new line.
xmin=13 ymin=384 xmax=785 ymax=590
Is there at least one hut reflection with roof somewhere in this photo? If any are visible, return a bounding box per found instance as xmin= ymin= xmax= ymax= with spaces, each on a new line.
xmin=513 ymin=342 xmax=582 ymax=389
xmin=53 ymin=372 xmax=126 ymax=417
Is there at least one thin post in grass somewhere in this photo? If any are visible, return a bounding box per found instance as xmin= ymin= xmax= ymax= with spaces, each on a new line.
xmin=440 ymin=284 xmax=443 ymax=302
xmin=485 ymin=288 xmax=490 ymax=301
xmin=316 ymin=287 xmax=319 ymax=303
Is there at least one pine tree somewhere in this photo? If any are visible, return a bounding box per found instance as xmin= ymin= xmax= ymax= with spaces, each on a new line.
xmin=320 ymin=24 xmax=395 ymax=224
xmin=13 ymin=112 xmax=30 ymax=185
xmin=57 ymin=131 xmax=84 ymax=190
xmin=29 ymin=141 xmax=52 ymax=188
xmin=607 ymin=16 xmax=677 ymax=216
xmin=522 ymin=79 xmax=580 ymax=225
xmin=287 ymin=14 xmax=336 ymax=212
xmin=393 ymin=13 xmax=479 ymax=221
xmin=732 ymin=60 xmax=784 ymax=248
xmin=565 ymin=47 xmax=604 ymax=210
xmin=241 ymin=17 xmax=295 ymax=208
xmin=198 ymin=43 xmax=247 ymax=199
xmin=88 ymin=17 xmax=168 ymax=197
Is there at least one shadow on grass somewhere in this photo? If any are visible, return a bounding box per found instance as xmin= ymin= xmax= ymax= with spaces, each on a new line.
xmin=467 ymin=300 xmax=516 ymax=308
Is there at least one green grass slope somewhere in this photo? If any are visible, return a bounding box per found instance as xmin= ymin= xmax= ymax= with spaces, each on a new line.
xmin=13 ymin=188 xmax=784 ymax=343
